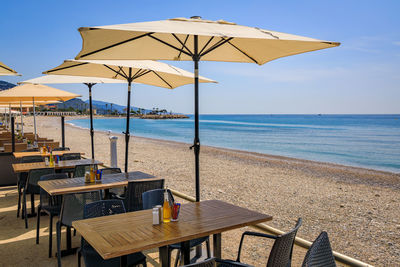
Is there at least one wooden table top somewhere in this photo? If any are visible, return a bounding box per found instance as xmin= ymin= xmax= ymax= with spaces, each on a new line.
xmin=72 ymin=200 xmax=272 ymax=260
xmin=38 ymin=171 xmax=155 ymax=196
xmin=13 ymin=151 xmax=85 ymax=158
xmin=12 ymin=158 xmax=102 ymax=173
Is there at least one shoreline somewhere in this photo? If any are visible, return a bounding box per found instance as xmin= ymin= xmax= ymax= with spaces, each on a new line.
xmin=66 ymin=116 xmax=400 ymax=180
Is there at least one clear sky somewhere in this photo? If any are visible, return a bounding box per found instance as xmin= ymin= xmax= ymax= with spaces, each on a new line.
xmin=1 ymin=0 xmax=399 ymax=114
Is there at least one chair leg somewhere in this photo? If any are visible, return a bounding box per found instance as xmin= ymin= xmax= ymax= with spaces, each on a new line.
xmin=56 ymin=221 xmax=62 ymax=267
xmin=73 ymin=228 xmax=76 ymax=236
xmin=142 ymin=258 xmax=147 ymax=267
xmin=17 ymin=184 xmax=21 ymax=218
xmin=206 ymin=239 xmax=211 ymax=258
xmin=49 ymin=214 xmax=54 ymax=258
xmin=174 ymin=249 xmax=180 ymax=267
xmin=36 ymin=205 xmax=41 ymax=244
xmin=23 ymin=190 xmax=28 ymax=229
xmin=31 ymin=193 xmax=35 ymax=215
xmin=77 ymin=249 xmax=81 ymax=267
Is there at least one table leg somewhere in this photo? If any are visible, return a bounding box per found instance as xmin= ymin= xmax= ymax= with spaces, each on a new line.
xmin=159 ymin=246 xmax=170 ymax=267
xmin=181 ymin=241 xmax=190 ymax=265
xmin=57 ymin=227 xmax=78 ymax=257
xmin=120 ymin=255 xmax=127 ymax=267
xmin=213 ymin=233 xmax=221 ymax=258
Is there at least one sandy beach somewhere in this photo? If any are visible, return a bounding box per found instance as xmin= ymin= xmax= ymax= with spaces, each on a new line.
xmin=18 ymin=115 xmax=400 ymax=266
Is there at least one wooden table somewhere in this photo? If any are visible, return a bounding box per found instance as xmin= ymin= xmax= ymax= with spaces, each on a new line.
xmin=12 ymin=158 xmax=102 ymax=173
xmin=13 ymin=150 xmax=85 ymax=159
xmin=72 ymin=200 xmax=272 ymax=267
xmin=38 ymin=171 xmax=155 ymax=195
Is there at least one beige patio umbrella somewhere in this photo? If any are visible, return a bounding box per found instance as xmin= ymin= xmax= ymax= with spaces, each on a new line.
xmin=74 ymin=16 xmax=340 ymax=201
xmin=0 ymin=83 xmax=80 ymax=143
xmin=43 ymin=59 xmax=216 ymax=172
xmin=21 ymin=75 xmax=127 ymax=159
xmin=0 ymin=61 xmax=20 ymax=76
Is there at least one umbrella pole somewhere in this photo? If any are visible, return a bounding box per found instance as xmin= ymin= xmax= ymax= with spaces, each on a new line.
xmin=86 ymin=83 xmax=95 ymax=159
xmin=124 ymin=68 xmax=133 ymax=173
xmin=8 ymin=104 xmax=11 ymax=129
xmin=20 ymin=101 xmax=24 ymax=136
xmin=193 ymin=35 xmax=200 ymax=202
xmin=33 ymin=97 xmax=37 ymax=146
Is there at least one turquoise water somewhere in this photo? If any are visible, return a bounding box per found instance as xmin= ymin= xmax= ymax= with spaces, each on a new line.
xmin=69 ymin=115 xmax=400 ymax=173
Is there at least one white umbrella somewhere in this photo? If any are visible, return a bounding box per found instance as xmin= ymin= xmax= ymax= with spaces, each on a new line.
xmin=21 ymin=75 xmax=126 ymax=159
xmin=44 ymin=59 xmax=216 ymax=172
xmin=74 ymin=16 xmax=340 ymax=201
xmin=0 ymin=61 xmax=20 ymax=76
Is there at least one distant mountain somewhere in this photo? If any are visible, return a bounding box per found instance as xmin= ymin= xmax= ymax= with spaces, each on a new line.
xmin=0 ymin=80 xmax=16 ymax=91
xmin=53 ymin=98 xmax=87 ymax=110
xmin=85 ymin=100 xmax=152 ymax=113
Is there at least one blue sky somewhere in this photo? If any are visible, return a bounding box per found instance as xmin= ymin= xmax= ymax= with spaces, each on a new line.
xmin=1 ymin=0 xmax=399 ymax=114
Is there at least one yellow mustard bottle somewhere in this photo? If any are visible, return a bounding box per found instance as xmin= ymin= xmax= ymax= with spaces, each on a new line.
xmin=163 ymin=187 xmax=171 ymax=223
xmin=90 ymin=165 xmax=95 ymax=183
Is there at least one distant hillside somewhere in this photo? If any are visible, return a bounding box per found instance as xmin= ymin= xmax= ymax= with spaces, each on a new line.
xmin=86 ymin=100 xmax=152 ymax=113
xmin=0 ymin=80 xmax=16 ymax=91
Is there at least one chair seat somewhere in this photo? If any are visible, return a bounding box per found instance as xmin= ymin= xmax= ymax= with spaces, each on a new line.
xmin=41 ymin=205 xmax=61 ymax=215
xmin=169 ymin=236 xmax=209 ymax=249
xmin=82 ymin=245 xmax=146 ymax=267
xmin=216 ymin=259 xmax=253 ymax=267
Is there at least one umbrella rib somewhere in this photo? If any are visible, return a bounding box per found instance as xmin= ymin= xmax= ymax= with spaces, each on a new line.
xmin=148 ymin=34 xmax=193 ymax=57
xmin=133 ymin=69 xmax=151 ymax=79
xmin=78 ymin=32 xmax=153 ymax=58
xmin=150 ymin=71 xmax=173 ymax=89
xmin=172 ymin=34 xmax=193 ymax=57
xmin=200 ymin=37 xmax=234 ymax=57
xmin=103 ymin=64 xmax=128 ymax=80
xmin=226 ymin=41 xmax=259 ymax=64
xmin=118 ymin=66 xmax=128 ymax=78
xmin=44 ymin=62 xmax=89 ymax=74
xmin=132 ymin=68 xmax=143 ymax=79
xmin=177 ymin=34 xmax=190 ymax=59
xmin=199 ymin=36 xmax=215 ymax=55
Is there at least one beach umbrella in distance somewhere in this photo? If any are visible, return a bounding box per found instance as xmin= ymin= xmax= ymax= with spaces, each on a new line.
xmin=73 ymin=16 xmax=340 ymax=201
xmin=0 ymin=83 xmax=80 ymax=143
xmin=0 ymin=61 xmax=21 ymax=76
xmin=20 ymin=75 xmax=127 ymax=159
xmin=43 ymin=59 xmax=216 ymax=172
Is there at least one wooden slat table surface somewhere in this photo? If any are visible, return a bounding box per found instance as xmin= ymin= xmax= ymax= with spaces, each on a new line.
xmin=38 ymin=171 xmax=155 ymax=195
xmin=13 ymin=150 xmax=85 ymax=158
xmin=72 ymin=200 xmax=272 ymax=262
xmin=12 ymin=158 xmax=102 ymax=173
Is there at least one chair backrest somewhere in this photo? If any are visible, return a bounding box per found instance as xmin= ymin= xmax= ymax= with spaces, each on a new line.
xmin=60 ymin=152 xmax=81 ymax=161
xmin=301 ymin=232 xmax=336 ymax=267
xmin=126 ymin=179 xmax=165 ymax=212
xmin=21 ymin=148 xmax=39 ymax=152
xmin=100 ymin=167 xmax=122 ymax=175
xmin=267 ymin=218 xmax=302 ymax=267
xmin=73 ymin=164 xmax=97 ymax=178
xmin=52 ymin=147 xmax=70 ymax=151
xmin=142 ymin=188 xmax=174 ymax=210
xmin=183 ymin=258 xmax=216 ymax=267
xmin=20 ymin=155 xmax=44 ymax=163
xmin=84 ymin=200 xmax=126 ymax=219
xmin=60 ymin=191 xmax=101 ymax=227
xmin=39 ymin=173 xmax=68 ymax=208
xmin=26 ymin=168 xmax=55 ymax=194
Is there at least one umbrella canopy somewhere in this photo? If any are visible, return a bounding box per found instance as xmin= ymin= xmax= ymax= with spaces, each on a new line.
xmin=73 ymin=17 xmax=340 ymax=201
xmin=43 ymin=59 xmax=216 ymax=172
xmin=21 ymin=75 xmax=127 ymax=159
xmin=0 ymin=61 xmax=20 ymax=76
xmin=0 ymin=83 xmax=80 ymax=140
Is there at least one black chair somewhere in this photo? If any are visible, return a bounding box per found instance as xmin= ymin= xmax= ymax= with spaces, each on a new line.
xmin=73 ymin=164 xmax=97 ymax=178
xmin=36 ymin=173 xmax=68 ymax=258
xmin=22 ymin=148 xmax=39 ymax=152
xmin=23 ymin=168 xmax=55 ymax=228
xmin=52 ymin=147 xmax=70 ymax=151
xmin=183 ymin=258 xmax=216 ymax=267
xmin=56 ymin=191 xmax=101 ymax=267
xmin=142 ymin=189 xmax=210 ymax=267
xmin=301 ymin=232 xmax=336 ymax=267
xmin=118 ymin=179 xmax=165 ymax=212
xmin=218 ymin=218 xmax=302 ymax=267
xmin=60 ymin=153 xmax=81 ymax=161
xmin=100 ymin=168 xmax=122 ymax=198
xmin=78 ymin=200 xmax=147 ymax=267
xmin=17 ymin=155 xmax=44 ymax=218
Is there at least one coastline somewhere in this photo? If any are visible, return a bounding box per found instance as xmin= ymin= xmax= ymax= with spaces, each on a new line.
xmin=22 ymin=116 xmax=400 ymax=266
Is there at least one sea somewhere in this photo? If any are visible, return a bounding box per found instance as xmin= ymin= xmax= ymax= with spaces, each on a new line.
xmin=69 ymin=114 xmax=400 ymax=173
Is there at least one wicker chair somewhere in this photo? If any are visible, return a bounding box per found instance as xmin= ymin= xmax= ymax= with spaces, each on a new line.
xmin=52 ymin=147 xmax=70 ymax=151
xmin=100 ymin=168 xmax=122 ymax=198
xmin=118 ymin=179 xmax=165 ymax=212
xmin=36 ymin=173 xmax=68 ymax=258
xmin=56 ymin=191 xmax=101 ymax=267
xmin=218 ymin=218 xmax=302 ymax=267
xmin=60 ymin=153 xmax=81 ymax=161
xmin=77 ymin=200 xmax=147 ymax=267
xmin=17 ymin=155 xmax=44 ymax=218
xmin=73 ymin=164 xmax=97 ymax=178
xmin=142 ymin=189 xmax=210 ymax=267
xmin=301 ymin=232 xmax=336 ymax=267
xmin=23 ymin=168 xmax=55 ymax=228
xmin=183 ymin=258 xmax=216 ymax=267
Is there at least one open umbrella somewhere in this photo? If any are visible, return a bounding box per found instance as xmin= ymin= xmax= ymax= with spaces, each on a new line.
xmin=43 ymin=59 xmax=216 ymax=172
xmin=21 ymin=75 xmax=126 ymax=159
xmin=74 ymin=16 xmax=340 ymax=201
xmin=0 ymin=83 xmax=80 ymax=144
xmin=0 ymin=61 xmax=20 ymax=76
